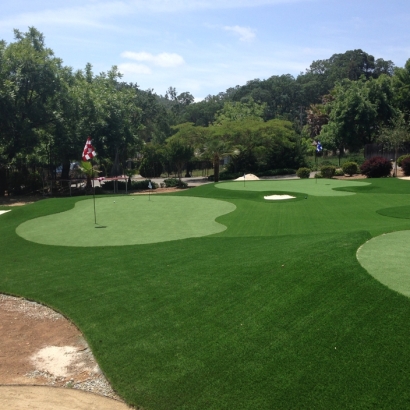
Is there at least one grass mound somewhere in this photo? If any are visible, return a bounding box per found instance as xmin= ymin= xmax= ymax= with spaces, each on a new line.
xmin=216 ymin=179 xmax=370 ymax=196
xmin=357 ymin=231 xmax=410 ymax=297
xmin=377 ymin=206 xmax=410 ymax=219
xmin=16 ymin=196 xmax=236 ymax=246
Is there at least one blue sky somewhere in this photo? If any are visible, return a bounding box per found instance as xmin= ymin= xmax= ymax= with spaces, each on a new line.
xmin=1 ymin=0 xmax=410 ymax=100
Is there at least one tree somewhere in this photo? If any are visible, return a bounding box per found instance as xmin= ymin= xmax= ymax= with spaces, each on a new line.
xmin=319 ymin=77 xmax=397 ymax=162
xmin=377 ymin=113 xmax=410 ymax=176
xmin=165 ymin=139 xmax=194 ymax=179
xmin=393 ymin=59 xmax=410 ymax=121
xmin=0 ymin=27 xmax=63 ymax=194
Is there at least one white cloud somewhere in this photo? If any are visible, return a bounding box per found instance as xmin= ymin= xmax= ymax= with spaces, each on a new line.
xmin=0 ymin=2 xmax=132 ymax=30
xmin=121 ymin=51 xmax=185 ymax=67
xmin=224 ymin=26 xmax=256 ymax=42
xmin=0 ymin=0 xmax=314 ymax=29
xmin=117 ymin=62 xmax=152 ymax=75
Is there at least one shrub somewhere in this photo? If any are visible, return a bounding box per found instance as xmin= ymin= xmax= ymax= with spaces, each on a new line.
xmin=131 ymin=180 xmax=158 ymax=190
xmin=163 ymin=178 xmax=188 ymax=188
xmin=360 ymin=156 xmax=392 ymax=178
xmin=401 ymin=157 xmax=410 ymax=176
xmin=296 ymin=168 xmax=311 ymax=179
xmin=397 ymin=154 xmax=410 ymax=167
xmin=102 ymin=180 xmax=128 ymax=191
xmin=334 ymin=169 xmax=344 ymax=176
xmin=320 ymin=165 xmax=336 ymax=178
xmin=320 ymin=160 xmax=334 ymax=166
xmin=342 ymin=162 xmax=359 ymax=176
xmin=208 ymin=172 xmax=243 ymax=181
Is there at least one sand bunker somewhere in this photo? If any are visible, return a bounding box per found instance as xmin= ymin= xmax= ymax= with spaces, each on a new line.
xmin=264 ymin=195 xmax=296 ymax=200
xmin=234 ymin=174 xmax=260 ymax=181
xmin=30 ymin=346 xmax=94 ymax=378
xmin=0 ymin=210 xmax=11 ymax=215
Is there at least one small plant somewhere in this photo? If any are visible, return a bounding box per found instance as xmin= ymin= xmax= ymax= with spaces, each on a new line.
xmin=296 ymin=167 xmax=311 ymax=179
xmin=397 ymin=154 xmax=410 ymax=167
xmin=360 ymin=156 xmax=392 ymax=178
xmin=334 ymin=169 xmax=344 ymax=176
xmin=401 ymin=157 xmax=410 ymax=176
xmin=131 ymin=180 xmax=158 ymax=190
xmin=342 ymin=162 xmax=359 ymax=176
xmin=320 ymin=165 xmax=336 ymax=179
xmin=163 ymin=178 xmax=188 ymax=188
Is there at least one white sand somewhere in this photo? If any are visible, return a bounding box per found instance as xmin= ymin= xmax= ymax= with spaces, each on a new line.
xmin=31 ymin=346 xmax=80 ymax=377
xmin=264 ymin=195 xmax=296 ymax=200
xmin=0 ymin=210 xmax=11 ymax=215
xmin=234 ymin=174 xmax=260 ymax=181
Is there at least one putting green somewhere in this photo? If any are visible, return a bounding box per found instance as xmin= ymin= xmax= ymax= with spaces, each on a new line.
xmin=16 ymin=196 xmax=236 ymax=247
xmin=357 ymin=231 xmax=410 ymax=297
xmin=216 ymin=179 xmax=370 ymax=196
xmin=377 ymin=205 xmax=410 ymax=219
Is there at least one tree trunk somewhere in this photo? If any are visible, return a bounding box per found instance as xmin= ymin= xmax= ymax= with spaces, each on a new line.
xmin=0 ymin=167 xmax=7 ymax=196
xmin=213 ymin=154 xmax=220 ymax=182
xmin=61 ymin=160 xmax=71 ymax=188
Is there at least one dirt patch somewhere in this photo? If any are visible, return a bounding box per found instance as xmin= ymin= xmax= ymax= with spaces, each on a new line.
xmin=0 ymin=294 xmax=129 ymax=406
xmin=0 ymin=195 xmax=44 ymax=207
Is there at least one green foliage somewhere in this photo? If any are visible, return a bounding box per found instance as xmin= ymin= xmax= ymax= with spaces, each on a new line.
xmin=397 ymin=154 xmax=410 ymax=167
xmin=334 ymin=168 xmax=344 ymax=176
xmin=296 ymin=167 xmax=311 ymax=178
xmin=101 ymin=180 xmax=128 ymax=191
xmin=165 ymin=139 xmax=194 ymax=179
xmin=132 ymin=180 xmax=158 ymax=190
xmin=342 ymin=162 xmax=359 ymax=176
xmin=139 ymin=144 xmax=165 ymax=178
xmin=214 ymin=97 xmax=266 ymax=124
xmin=360 ymin=156 xmax=392 ymax=178
xmin=163 ymin=178 xmax=188 ymax=188
xmin=208 ymin=172 xmax=243 ymax=181
xmin=320 ymin=165 xmax=336 ymax=178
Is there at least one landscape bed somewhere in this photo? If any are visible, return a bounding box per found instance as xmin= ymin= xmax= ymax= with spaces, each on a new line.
xmin=2 ymin=178 xmax=410 ymax=409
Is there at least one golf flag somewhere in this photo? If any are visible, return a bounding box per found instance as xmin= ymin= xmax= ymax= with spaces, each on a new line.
xmin=82 ymin=137 xmax=97 ymax=161
xmin=316 ymin=141 xmax=323 ymax=152
xmin=148 ymin=181 xmax=152 ymax=189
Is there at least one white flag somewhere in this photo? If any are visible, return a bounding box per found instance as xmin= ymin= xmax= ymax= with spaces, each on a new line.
xmin=148 ymin=181 xmax=152 ymax=189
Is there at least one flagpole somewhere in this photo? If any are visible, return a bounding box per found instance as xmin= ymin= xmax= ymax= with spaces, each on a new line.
xmin=92 ymin=161 xmax=97 ymax=224
xmin=243 ymin=173 xmax=245 ymax=188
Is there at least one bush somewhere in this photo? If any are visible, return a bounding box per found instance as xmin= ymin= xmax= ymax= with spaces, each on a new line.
xmin=131 ymin=180 xmax=158 ymax=190
xmin=320 ymin=165 xmax=336 ymax=178
xmin=401 ymin=157 xmax=410 ymax=176
xmin=334 ymin=169 xmax=344 ymax=176
xmin=163 ymin=178 xmax=188 ymax=188
xmin=208 ymin=172 xmax=243 ymax=181
xmin=360 ymin=156 xmax=392 ymax=178
xmin=320 ymin=160 xmax=334 ymax=166
xmin=296 ymin=168 xmax=311 ymax=179
xmin=101 ymin=180 xmax=128 ymax=191
xmin=397 ymin=154 xmax=410 ymax=167
xmin=342 ymin=162 xmax=359 ymax=176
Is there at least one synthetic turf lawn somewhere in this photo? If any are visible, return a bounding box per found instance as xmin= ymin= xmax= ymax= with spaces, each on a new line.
xmin=215 ymin=179 xmax=371 ymax=196
xmin=16 ymin=196 xmax=236 ymax=246
xmin=358 ymin=231 xmax=410 ymax=297
xmin=2 ymin=178 xmax=410 ymax=409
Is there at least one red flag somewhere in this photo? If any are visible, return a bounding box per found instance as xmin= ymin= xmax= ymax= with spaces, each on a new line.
xmin=82 ymin=137 xmax=97 ymax=161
